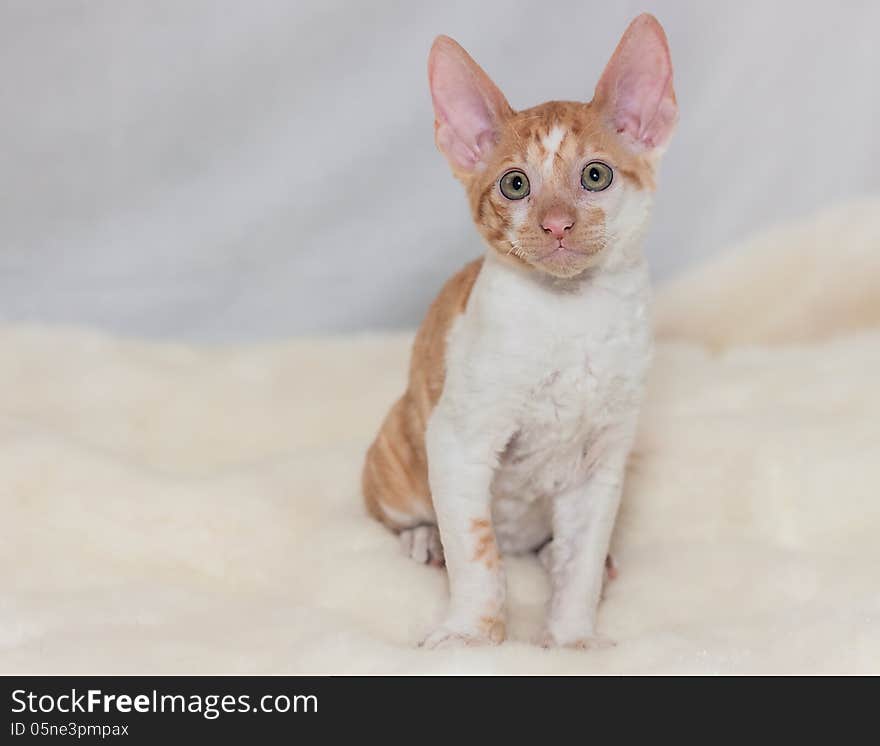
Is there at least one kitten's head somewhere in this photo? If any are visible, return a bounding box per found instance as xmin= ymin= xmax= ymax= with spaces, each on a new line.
xmin=428 ymin=14 xmax=677 ymax=278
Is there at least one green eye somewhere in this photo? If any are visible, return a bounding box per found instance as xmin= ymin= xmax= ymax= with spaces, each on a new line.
xmin=581 ymin=161 xmax=613 ymax=191
xmin=499 ymin=170 xmax=530 ymax=200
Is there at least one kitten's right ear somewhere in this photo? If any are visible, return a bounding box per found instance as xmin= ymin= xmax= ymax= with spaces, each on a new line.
xmin=428 ymin=36 xmax=512 ymax=175
xmin=592 ymin=14 xmax=677 ymax=155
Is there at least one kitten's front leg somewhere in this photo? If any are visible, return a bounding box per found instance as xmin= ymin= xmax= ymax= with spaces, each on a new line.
xmin=543 ymin=431 xmax=634 ymax=649
xmin=420 ymin=407 xmax=507 ymax=649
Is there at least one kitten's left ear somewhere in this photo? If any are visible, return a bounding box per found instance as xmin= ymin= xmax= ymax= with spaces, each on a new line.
xmin=593 ymin=14 xmax=678 ymax=154
xmin=428 ymin=36 xmax=513 ymax=175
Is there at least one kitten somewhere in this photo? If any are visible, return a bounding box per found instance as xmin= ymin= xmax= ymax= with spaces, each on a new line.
xmin=363 ymin=14 xmax=677 ymax=649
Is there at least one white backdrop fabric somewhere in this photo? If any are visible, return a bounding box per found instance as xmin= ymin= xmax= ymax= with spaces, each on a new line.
xmin=2 ymin=0 xmax=879 ymax=340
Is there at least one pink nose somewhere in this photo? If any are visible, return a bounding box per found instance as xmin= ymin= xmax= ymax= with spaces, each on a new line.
xmin=541 ymin=210 xmax=574 ymax=239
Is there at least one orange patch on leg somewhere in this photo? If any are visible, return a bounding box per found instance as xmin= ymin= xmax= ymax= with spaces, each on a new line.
xmin=480 ymin=615 xmax=507 ymax=644
xmin=470 ymin=517 xmax=501 ymax=570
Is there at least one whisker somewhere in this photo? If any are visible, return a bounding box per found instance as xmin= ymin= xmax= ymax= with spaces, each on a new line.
xmin=507 ymin=237 xmax=525 ymax=257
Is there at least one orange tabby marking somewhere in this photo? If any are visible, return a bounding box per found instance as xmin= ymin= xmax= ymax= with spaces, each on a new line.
xmin=471 ymin=517 xmax=500 ymax=570
xmin=362 ymin=258 xmax=483 ymax=530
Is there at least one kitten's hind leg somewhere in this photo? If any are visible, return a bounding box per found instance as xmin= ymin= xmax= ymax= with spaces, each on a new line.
xmin=492 ymin=493 xmax=552 ymax=555
xmin=399 ymin=524 xmax=445 ymax=567
xmin=538 ymin=541 xmax=618 ymax=584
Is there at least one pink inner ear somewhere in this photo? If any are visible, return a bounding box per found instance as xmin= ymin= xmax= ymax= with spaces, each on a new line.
xmin=596 ymin=15 xmax=678 ymax=151
xmin=429 ymin=38 xmax=509 ymax=172
xmin=613 ymin=68 xmax=676 ymax=148
xmin=432 ymin=71 xmax=495 ymax=170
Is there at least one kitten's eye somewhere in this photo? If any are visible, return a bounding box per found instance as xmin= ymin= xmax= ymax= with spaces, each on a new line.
xmin=499 ymin=170 xmax=530 ymax=200
xmin=581 ymin=161 xmax=613 ymax=191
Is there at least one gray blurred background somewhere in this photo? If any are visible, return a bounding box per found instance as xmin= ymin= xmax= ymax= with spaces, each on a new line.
xmin=2 ymin=0 xmax=879 ymax=341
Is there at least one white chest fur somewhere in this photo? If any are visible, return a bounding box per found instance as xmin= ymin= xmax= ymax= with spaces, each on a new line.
xmin=440 ymin=250 xmax=653 ymax=506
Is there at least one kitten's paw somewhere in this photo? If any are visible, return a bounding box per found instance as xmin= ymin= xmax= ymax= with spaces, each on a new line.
xmin=537 ymin=541 xmax=553 ymax=571
xmin=399 ymin=525 xmax=445 ymax=567
xmin=537 ymin=630 xmax=616 ymax=651
xmin=604 ymin=554 xmax=618 ymax=581
xmin=419 ymin=617 xmax=506 ymax=649
xmin=418 ymin=628 xmax=487 ymax=650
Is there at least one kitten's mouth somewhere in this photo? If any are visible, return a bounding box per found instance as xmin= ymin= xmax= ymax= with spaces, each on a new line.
xmin=541 ymin=246 xmax=577 ymax=260
xmin=538 ymin=242 xmax=585 ymax=261
xmin=541 ymin=236 xmax=606 ymax=256
xmin=531 ymin=239 xmax=606 ymax=276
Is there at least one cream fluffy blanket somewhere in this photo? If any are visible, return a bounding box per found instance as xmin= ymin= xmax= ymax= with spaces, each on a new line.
xmin=3 ymin=198 xmax=879 ymax=674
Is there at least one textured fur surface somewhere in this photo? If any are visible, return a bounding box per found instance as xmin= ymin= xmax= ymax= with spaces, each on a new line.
xmin=2 ymin=198 xmax=879 ymax=673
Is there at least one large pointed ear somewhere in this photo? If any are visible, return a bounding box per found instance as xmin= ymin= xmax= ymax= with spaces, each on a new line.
xmin=428 ymin=36 xmax=513 ymax=175
xmin=593 ymin=14 xmax=677 ymax=154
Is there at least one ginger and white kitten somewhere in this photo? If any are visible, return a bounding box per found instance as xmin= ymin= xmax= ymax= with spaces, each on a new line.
xmin=363 ymin=14 xmax=677 ymax=649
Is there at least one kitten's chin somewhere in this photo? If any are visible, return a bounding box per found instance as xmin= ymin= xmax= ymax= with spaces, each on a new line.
xmin=530 ymin=246 xmax=605 ymax=278
xmin=486 ymin=239 xmax=606 ymax=278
